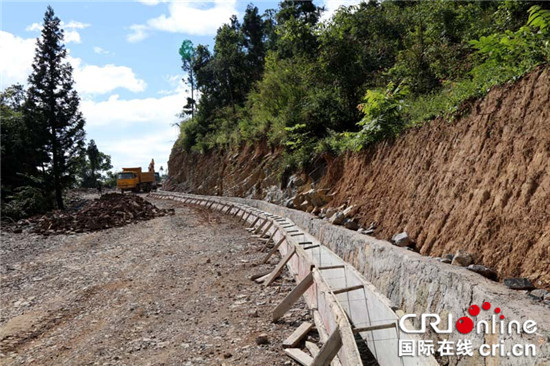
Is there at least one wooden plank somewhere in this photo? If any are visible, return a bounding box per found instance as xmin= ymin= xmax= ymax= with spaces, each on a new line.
xmin=284 ymin=348 xmax=313 ymax=366
xmin=261 ymin=237 xmax=286 ymax=264
xmin=264 ymin=246 xmax=296 ymax=286
xmin=332 ymin=284 xmax=363 ymax=295
xmin=260 ymin=228 xmax=279 ymax=252
xmin=304 ymin=245 xmax=320 ymax=250
xmin=254 ymin=273 xmax=271 ymax=284
xmin=273 ymin=272 xmax=314 ymax=322
xmin=283 ymin=322 xmax=314 ymax=348
xmin=353 ymin=322 xmax=396 ymax=333
xmin=305 ymin=341 xmax=320 ymax=358
xmin=248 ymin=216 xmax=261 ymax=229
xmin=260 ymin=220 xmax=274 ymax=237
xmin=254 ymin=218 xmax=268 ymax=234
xmin=311 ymin=270 xmax=361 ymax=365
xmin=311 ymin=327 xmax=342 ymax=366
xmin=250 ymin=270 xmax=273 ymax=281
xmin=317 ymin=265 xmax=345 ymax=270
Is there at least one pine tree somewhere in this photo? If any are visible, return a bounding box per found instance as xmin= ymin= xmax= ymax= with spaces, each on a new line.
xmin=24 ymin=6 xmax=86 ymax=210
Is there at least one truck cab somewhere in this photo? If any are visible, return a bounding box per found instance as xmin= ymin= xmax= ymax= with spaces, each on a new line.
xmin=117 ymin=171 xmax=138 ymax=192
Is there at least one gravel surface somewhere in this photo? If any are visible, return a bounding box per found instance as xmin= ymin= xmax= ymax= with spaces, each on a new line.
xmin=1 ymin=197 xmax=312 ymax=365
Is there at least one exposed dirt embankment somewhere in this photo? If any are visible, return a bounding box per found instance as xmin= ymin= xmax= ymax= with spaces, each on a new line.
xmin=323 ymin=67 xmax=549 ymax=288
xmin=167 ymin=142 xmax=285 ymax=201
xmin=167 ymin=66 xmax=550 ymax=288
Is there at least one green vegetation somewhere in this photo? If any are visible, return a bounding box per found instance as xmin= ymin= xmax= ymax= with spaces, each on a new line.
xmin=1 ymin=7 xmax=111 ymax=219
xmin=177 ymin=1 xmax=549 ymax=166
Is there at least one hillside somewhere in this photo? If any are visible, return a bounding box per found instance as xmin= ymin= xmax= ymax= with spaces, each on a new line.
xmin=167 ymin=66 xmax=550 ymax=289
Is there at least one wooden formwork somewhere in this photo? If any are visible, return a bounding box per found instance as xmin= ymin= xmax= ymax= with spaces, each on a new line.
xmin=151 ymin=192 xmax=438 ymax=366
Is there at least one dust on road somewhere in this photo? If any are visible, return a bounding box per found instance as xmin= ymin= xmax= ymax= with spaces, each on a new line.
xmin=1 ymin=197 xmax=311 ymax=365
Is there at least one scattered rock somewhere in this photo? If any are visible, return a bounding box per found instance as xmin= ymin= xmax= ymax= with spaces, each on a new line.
xmin=343 ymin=219 xmax=359 ymax=230
xmin=342 ymin=205 xmax=355 ymax=218
xmin=284 ymin=199 xmax=294 ymax=208
xmin=304 ymin=189 xmax=332 ymax=208
xmin=439 ymin=258 xmax=452 ymax=264
xmin=329 ymin=212 xmax=345 ymax=225
xmin=324 ymin=208 xmax=337 ymax=220
xmin=248 ymin=309 xmax=259 ymax=318
xmin=529 ymin=289 xmax=550 ymax=300
xmin=444 ymin=254 xmax=454 ymax=261
xmin=451 ymin=250 xmax=473 ymax=267
xmin=467 ymin=265 xmax=498 ymax=281
xmin=391 ymin=232 xmax=411 ymax=247
xmin=223 ymin=352 xmax=232 ymax=359
xmin=255 ymin=334 xmax=269 ymax=345
xmin=503 ymin=278 xmax=535 ymax=290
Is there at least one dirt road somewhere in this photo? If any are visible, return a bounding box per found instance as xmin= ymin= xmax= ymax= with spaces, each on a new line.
xmin=0 ymin=198 xmax=311 ymax=365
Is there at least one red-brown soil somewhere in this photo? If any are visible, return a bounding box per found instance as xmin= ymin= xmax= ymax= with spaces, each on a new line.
xmin=167 ymin=66 xmax=550 ymax=289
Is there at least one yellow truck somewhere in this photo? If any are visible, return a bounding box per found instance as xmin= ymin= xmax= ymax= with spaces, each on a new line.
xmin=116 ymin=167 xmax=156 ymax=193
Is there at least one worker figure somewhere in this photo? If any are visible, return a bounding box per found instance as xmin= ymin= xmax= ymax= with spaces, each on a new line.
xmin=148 ymin=158 xmax=155 ymax=173
xmin=97 ymin=181 xmax=103 ymax=195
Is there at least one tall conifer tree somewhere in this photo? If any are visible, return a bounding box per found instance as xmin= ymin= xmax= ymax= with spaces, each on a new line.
xmin=24 ymin=6 xmax=86 ymax=209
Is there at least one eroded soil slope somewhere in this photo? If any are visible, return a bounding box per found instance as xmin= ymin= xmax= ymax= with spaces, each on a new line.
xmin=323 ymin=66 xmax=549 ymax=288
xmin=0 ymin=198 xmax=310 ymax=365
xmin=167 ymin=66 xmax=549 ymax=288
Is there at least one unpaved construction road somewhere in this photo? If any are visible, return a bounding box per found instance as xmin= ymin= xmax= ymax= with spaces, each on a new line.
xmin=0 ymin=197 xmax=311 ymax=365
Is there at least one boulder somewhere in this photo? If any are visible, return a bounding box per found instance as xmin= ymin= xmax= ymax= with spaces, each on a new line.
xmin=444 ymin=254 xmax=454 ymax=262
xmin=292 ymin=194 xmax=306 ymax=207
xmin=391 ymin=232 xmax=411 ymax=247
xmin=288 ymin=174 xmax=305 ymax=188
xmin=342 ymin=205 xmax=355 ymax=218
xmin=467 ymin=265 xmax=498 ymax=281
xmin=304 ymin=188 xmax=332 ymax=207
xmin=329 ymin=212 xmax=345 ymax=225
xmin=255 ymin=333 xmax=269 ymax=345
xmin=529 ymin=289 xmax=550 ymax=300
xmin=503 ymin=278 xmax=535 ymax=291
xmin=343 ymin=219 xmax=359 ymax=230
xmin=284 ymin=198 xmax=294 ymax=208
xmin=325 ymin=208 xmax=337 ymax=220
xmin=451 ymin=250 xmax=473 ymax=267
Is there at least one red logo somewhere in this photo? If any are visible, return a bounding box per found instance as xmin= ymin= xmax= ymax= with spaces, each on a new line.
xmin=456 ymin=302 xmax=504 ymax=334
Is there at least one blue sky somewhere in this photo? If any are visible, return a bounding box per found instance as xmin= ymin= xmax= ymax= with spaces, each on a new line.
xmin=1 ymin=0 xmax=359 ymax=174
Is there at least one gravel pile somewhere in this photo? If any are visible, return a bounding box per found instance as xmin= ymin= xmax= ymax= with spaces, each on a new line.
xmin=29 ymin=193 xmax=174 ymax=235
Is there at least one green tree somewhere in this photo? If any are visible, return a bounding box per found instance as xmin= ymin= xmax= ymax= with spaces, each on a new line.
xmin=79 ymin=139 xmax=113 ymax=188
xmin=24 ymin=6 xmax=86 ymax=209
xmin=179 ymin=39 xmax=197 ymax=118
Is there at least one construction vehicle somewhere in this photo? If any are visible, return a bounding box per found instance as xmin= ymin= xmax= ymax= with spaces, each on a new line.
xmin=116 ymin=167 xmax=156 ymax=193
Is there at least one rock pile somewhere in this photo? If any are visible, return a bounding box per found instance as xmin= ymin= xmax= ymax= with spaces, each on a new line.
xmin=29 ymin=193 xmax=174 ymax=235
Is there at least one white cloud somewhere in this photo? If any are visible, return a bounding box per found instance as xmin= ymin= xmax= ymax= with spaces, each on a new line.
xmin=128 ymin=0 xmax=238 ymax=41
xmin=0 ymin=31 xmax=145 ymax=95
xmin=81 ymin=87 xmax=186 ymax=127
xmin=127 ymin=24 xmax=149 ymax=43
xmin=321 ymin=0 xmax=363 ymax=21
xmin=69 ymin=57 xmax=147 ymax=95
xmin=100 ymin=128 xmax=179 ymax=173
xmin=0 ymin=31 xmax=36 ymax=89
xmin=93 ymin=46 xmax=110 ymax=55
xmin=26 ymin=20 xmax=90 ymax=44
xmin=25 ymin=23 xmax=42 ymax=32
xmin=82 ymin=85 xmax=188 ymax=171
